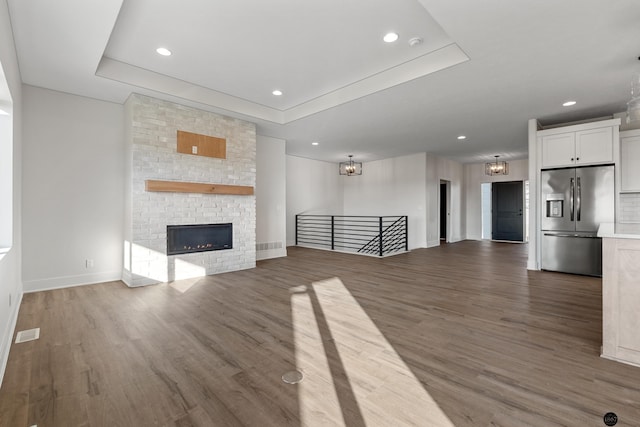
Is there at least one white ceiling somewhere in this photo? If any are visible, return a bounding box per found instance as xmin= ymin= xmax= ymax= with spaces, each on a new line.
xmin=7 ymin=0 xmax=640 ymax=164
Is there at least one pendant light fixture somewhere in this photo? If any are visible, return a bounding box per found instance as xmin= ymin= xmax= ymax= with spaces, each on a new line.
xmin=339 ymin=155 xmax=362 ymax=176
xmin=485 ymin=155 xmax=509 ymax=176
xmin=627 ymin=61 xmax=640 ymax=125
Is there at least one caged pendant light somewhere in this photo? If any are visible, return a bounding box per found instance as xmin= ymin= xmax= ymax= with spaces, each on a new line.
xmin=485 ymin=155 xmax=509 ymax=176
xmin=339 ymin=155 xmax=362 ymax=176
xmin=627 ymin=69 xmax=640 ymax=125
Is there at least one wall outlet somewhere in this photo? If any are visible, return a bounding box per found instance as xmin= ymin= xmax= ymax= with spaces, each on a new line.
xmin=85 ymin=259 xmax=94 ymax=269
xmin=192 ymin=145 xmax=198 ymax=154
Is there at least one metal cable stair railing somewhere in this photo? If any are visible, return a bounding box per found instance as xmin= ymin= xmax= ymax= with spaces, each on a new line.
xmin=295 ymin=215 xmax=408 ymax=257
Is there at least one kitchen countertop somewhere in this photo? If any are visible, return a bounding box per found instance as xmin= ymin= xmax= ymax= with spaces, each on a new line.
xmin=598 ymin=222 xmax=640 ymax=239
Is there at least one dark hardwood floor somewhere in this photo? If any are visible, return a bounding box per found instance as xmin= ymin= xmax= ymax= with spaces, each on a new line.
xmin=1 ymin=241 xmax=640 ymax=426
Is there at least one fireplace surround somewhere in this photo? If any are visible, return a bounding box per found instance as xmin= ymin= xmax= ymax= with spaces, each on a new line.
xmin=122 ymin=94 xmax=256 ymax=287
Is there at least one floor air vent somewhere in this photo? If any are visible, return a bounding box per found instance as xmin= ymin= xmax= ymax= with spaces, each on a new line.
xmin=15 ymin=327 xmax=40 ymax=343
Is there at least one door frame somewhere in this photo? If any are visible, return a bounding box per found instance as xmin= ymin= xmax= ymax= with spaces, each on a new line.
xmin=438 ymin=180 xmax=451 ymax=243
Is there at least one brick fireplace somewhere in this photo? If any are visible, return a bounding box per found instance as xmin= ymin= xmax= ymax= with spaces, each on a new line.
xmin=122 ymin=94 xmax=256 ymax=287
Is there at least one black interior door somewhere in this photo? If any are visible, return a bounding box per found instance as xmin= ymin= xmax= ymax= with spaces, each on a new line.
xmin=492 ymin=181 xmax=523 ymax=241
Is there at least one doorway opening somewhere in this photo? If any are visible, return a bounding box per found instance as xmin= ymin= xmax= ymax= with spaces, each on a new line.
xmin=481 ymin=180 xmax=529 ymax=242
xmin=439 ymin=180 xmax=450 ymax=243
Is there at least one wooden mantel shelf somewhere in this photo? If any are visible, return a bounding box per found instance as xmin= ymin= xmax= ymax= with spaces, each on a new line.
xmin=145 ymin=180 xmax=254 ymax=196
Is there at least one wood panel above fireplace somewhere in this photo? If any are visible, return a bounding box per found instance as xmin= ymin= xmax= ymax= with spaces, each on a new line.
xmin=145 ymin=180 xmax=254 ymax=195
xmin=177 ymin=130 xmax=226 ymax=159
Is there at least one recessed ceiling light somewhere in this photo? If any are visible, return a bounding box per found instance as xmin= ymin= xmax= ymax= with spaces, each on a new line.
xmin=156 ymin=47 xmax=172 ymax=56
xmin=311 ymin=142 xmax=319 ymax=146
xmin=457 ymin=135 xmax=467 ymax=140
xmin=383 ymin=32 xmax=399 ymax=43
xmin=562 ymin=101 xmax=577 ymax=107
xmin=272 ymin=90 xmax=283 ymax=96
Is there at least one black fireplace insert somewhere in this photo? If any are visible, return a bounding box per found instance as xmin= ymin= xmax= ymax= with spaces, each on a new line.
xmin=167 ymin=223 xmax=232 ymax=255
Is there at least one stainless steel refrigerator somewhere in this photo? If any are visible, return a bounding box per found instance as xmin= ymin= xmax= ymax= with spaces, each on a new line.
xmin=541 ymin=165 xmax=614 ymax=276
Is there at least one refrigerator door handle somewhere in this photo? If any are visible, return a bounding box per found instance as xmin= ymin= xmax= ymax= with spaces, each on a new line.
xmin=570 ymin=178 xmax=575 ymax=221
xmin=576 ymin=176 xmax=581 ymax=221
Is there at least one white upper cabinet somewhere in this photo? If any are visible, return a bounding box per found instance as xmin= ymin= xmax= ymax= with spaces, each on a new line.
xmin=541 ymin=132 xmax=575 ymax=168
xmin=576 ymin=127 xmax=614 ymax=165
xmin=539 ymin=120 xmax=617 ymax=169
xmin=620 ymin=130 xmax=640 ymax=192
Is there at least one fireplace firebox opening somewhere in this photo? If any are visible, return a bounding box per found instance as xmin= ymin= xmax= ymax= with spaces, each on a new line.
xmin=167 ymin=223 xmax=233 ymax=255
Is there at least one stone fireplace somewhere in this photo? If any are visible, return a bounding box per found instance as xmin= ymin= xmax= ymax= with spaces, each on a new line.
xmin=122 ymin=94 xmax=256 ymax=286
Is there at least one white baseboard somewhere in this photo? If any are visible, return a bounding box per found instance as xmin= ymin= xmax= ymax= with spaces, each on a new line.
xmin=0 ymin=290 xmax=23 ymax=389
xmin=527 ymin=259 xmax=539 ymax=270
xmin=23 ymin=270 xmax=122 ymax=293
xmin=256 ymin=248 xmax=287 ymax=261
xmin=427 ymin=239 xmax=440 ymax=248
xmin=600 ymin=353 xmax=640 ymax=369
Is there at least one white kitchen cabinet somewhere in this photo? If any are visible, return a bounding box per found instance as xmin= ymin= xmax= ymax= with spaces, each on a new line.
xmin=539 ymin=120 xmax=616 ymax=169
xmin=601 ymin=234 xmax=640 ymax=367
xmin=576 ymin=127 xmax=614 ymax=164
xmin=541 ymin=132 xmax=575 ymax=168
xmin=620 ymin=130 xmax=640 ymax=192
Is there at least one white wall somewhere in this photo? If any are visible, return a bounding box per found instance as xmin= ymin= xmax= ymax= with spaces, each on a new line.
xmin=22 ymin=86 xmax=124 ymax=291
xmin=527 ymin=119 xmax=540 ymax=269
xmin=464 ymin=159 xmax=529 ymax=240
xmin=0 ymin=103 xmax=11 ymax=249
xmin=256 ymin=135 xmax=287 ymax=260
xmin=286 ymin=156 xmax=343 ymax=246
xmin=0 ymin=0 xmax=23 ymax=387
xmin=343 ymin=153 xmax=427 ymax=249
xmin=425 ymin=154 xmax=439 ymax=247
